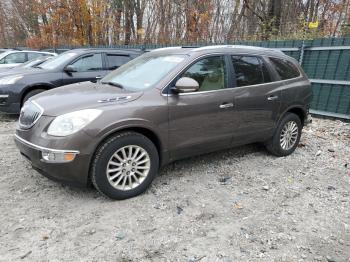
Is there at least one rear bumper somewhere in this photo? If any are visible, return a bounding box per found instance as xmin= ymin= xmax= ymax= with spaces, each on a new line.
xmin=305 ymin=113 xmax=312 ymax=126
xmin=14 ymin=134 xmax=90 ymax=187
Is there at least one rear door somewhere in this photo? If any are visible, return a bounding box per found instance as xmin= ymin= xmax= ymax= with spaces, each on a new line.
xmin=229 ymin=55 xmax=281 ymax=144
xmin=61 ymin=53 xmax=107 ymax=85
xmin=168 ymin=55 xmax=237 ymax=160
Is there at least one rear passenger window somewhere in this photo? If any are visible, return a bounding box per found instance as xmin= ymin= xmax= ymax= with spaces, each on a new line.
xmin=231 ymin=56 xmax=271 ymax=87
xmin=269 ymin=57 xmax=300 ymax=80
xmin=106 ymin=54 xmax=130 ymax=70
xmin=27 ymin=52 xmax=43 ymax=60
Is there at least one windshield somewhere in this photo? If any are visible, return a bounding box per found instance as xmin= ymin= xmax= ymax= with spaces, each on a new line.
xmin=39 ymin=52 xmax=77 ymax=70
xmin=18 ymin=57 xmax=48 ymax=68
xmin=101 ymin=54 xmax=187 ymax=91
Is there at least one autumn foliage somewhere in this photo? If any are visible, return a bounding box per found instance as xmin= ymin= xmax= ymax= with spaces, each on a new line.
xmin=0 ymin=0 xmax=349 ymax=48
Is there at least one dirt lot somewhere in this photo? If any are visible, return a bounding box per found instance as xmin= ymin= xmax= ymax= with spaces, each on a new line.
xmin=0 ymin=115 xmax=349 ymax=262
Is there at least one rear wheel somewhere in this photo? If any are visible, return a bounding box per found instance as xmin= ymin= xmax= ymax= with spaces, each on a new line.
xmin=91 ymin=132 xmax=159 ymax=200
xmin=265 ymin=113 xmax=302 ymax=157
xmin=22 ymin=89 xmax=46 ymax=105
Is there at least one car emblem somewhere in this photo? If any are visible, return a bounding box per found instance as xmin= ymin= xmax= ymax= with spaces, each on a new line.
xmin=97 ymin=96 xmax=131 ymax=103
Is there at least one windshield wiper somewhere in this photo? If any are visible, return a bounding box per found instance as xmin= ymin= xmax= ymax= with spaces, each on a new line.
xmin=101 ymin=81 xmax=124 ymax=89
xmin=33 ymin=66 xmax=43 ymax=69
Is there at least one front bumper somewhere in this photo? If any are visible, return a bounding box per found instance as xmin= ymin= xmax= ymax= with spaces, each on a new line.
xmin=14 ymin=134 xmax=91 ymax=187
xmin=0 ymin=84 xmax=23 ymax=113
xmin=0 ymin=94 xmax=21 ymax=114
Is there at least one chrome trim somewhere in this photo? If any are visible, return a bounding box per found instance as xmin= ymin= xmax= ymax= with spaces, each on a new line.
xmin=164 ymin=76 xmax=304 ymax=96
xmin=97 ymin=95 xmax=132 ymax=103
xmin=19 ymin=100 xmax=44 ymax=129
xmin=161 ymin=52 xmax=303 ymax=97
xmin=219 ymin=103 xmax=234 ymax=109
xmin=0 ymin=94 xmax=9 ymax=98
xmin=14 ymin=134 xmax=80 ymax=154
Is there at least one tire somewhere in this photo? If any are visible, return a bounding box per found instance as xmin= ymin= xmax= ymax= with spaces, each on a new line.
xmin=22 ymin=89 xmax=46 ymax=105
xmin=265 ymin=112 xmax=302 ymax=157
xmin=91 ymin=132 xmax=159 ymax=200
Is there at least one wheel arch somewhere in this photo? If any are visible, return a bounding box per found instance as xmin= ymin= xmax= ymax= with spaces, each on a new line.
xmin=21 ymin=84 xmax=54 ymax=107
xmin=279 ymin=105 xmax=307 ymax=126
xmin=92 ymin=125 xmax=164 ymax=167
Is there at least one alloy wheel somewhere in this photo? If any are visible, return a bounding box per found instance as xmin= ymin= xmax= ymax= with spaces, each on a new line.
xmin=279 ymin=120 xmax=299 ymax=150
xmin=106 ymin=145 xmax=151 ymax=191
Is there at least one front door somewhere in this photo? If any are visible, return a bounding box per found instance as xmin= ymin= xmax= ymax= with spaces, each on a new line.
xmin=168 ymin=55 xmax=237 ymax=160
xmin=62 ymin=53 xmax=107 ymax=85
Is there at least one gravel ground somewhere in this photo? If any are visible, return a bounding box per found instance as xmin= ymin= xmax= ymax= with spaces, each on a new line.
xmin=0 ymin=115 xmax=349 ymax=262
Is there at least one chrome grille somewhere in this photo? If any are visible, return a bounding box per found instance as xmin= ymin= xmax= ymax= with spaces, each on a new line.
xmin=19 ymin=101 xmax=43 ymax=129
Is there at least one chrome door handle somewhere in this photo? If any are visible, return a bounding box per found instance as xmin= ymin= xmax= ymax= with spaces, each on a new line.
xmin=219 ymin=103 xmax=234 ymax=109
xmin=96 ymin=76 xmax=102 ymax=79
xmin=267 ymin=95 xmax=279 ymax=101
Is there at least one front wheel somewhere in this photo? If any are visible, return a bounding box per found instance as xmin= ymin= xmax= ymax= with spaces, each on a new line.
xmin=91 ymin=132 xmax=159 ymax=200
xmin=265 ymin=113 xmax=302 ymax=157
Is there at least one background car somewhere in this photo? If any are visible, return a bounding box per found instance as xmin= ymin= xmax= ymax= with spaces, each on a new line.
xmin=0 ymin=55 xmax=54 ymax=74
xmin=40 ymin=48 xmax=72 ymax=54
xmin=0 ymin=48 xmax=143 ymax=113
xmin=0 ymin=50 xmax=56 ymax=69
xmin=0 ymin=48 xmax=12 ymax=54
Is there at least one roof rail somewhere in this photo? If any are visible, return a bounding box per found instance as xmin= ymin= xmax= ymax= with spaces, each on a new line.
xmin=150 ymin=46 xmax=182 ymax=52
xmin=191 ymin=45 xmax=284 ymax=54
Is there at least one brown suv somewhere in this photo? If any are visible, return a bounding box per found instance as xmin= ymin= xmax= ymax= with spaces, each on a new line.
xmin=15 ymin=45 xmax=312 ymax=199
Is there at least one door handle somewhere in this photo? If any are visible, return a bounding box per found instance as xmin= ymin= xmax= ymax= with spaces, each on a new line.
xmin=96 ymin=76 xmax=102 ymax=79
xmin=219 ymin=103 xmax=234 ymax=109
xmin=267 ymin=95 xmax=279 ymax=101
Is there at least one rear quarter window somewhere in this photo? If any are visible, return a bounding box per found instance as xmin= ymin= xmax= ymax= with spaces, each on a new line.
xmin=106 ymin=54 xmax=131 ymax=70
xmin=269 ymin=57 xmax=300 ymax=80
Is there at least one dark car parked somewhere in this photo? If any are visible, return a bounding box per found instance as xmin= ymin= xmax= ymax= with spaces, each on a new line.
xmin=0 ymin=48 xmax=143 ymax=113
xmin=15 ymin=45 xmax=312 ymax=200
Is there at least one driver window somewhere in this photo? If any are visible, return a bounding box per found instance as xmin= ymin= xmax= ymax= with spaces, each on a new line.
xmin=182 ymin=56 xmax=227 ymax=92
xmin=70 ymin=53 xmax=103 ymax=72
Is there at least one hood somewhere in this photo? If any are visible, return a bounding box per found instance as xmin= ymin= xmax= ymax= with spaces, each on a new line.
xmin=31 ymin=81 xmax=143 ymax=116
xmin=0 ymin=67 xmax=43 ymax=78
xmin=0 ymin=68 xmax=38 ymax=78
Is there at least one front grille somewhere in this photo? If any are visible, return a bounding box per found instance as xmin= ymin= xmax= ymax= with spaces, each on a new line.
xmin=19 ymin=101 xmax=43 ymax=129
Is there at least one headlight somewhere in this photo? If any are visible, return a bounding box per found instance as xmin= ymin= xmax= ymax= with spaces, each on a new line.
xmin=0 ymin=75 xmax=23 ymax=85
xmin=47 ymin=109 xmax=102 ymax=137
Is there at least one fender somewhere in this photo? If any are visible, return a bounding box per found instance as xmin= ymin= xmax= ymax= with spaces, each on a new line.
xmin=86 ymin=118 xmax=168 ymax=165
xmin=20 ymin=82 xmax=57 ymax=97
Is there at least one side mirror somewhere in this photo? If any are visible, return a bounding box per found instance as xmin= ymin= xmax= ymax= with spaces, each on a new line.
xmin=173 ymin=77 xmax=199 ymax=93
xmin=64 ymin=65 xmax=77 ymax=73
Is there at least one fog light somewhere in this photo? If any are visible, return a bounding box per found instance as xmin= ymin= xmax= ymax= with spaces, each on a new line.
xmin=42 ymin=151 xmax=77 ymax=163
